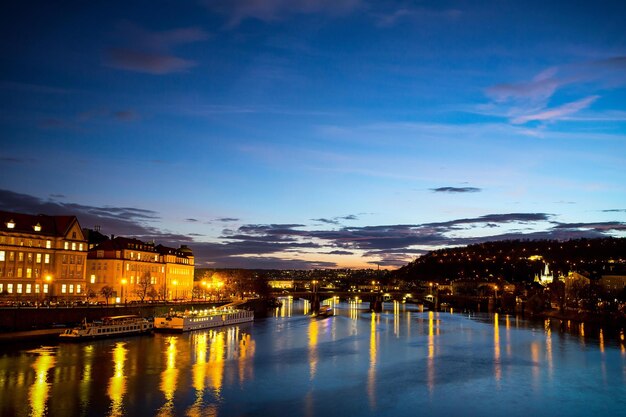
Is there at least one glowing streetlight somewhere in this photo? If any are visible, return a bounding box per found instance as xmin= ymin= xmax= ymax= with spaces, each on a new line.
xmin=121 ymin=278 xmax=127 ymax=305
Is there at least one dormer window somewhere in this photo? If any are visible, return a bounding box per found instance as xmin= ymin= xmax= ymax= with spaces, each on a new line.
xmin=6 ymin=220 xmax=15 ymax=229
xmin=33 ymin=223 xmax=42 ymax=232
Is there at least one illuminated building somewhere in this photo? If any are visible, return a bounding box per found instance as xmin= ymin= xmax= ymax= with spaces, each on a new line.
xmin=0 ymin=210 xmax=87 ymax=302
xmin=86 ymin=236 xmax=194 ymax=301
xmin=534 ymin=263 xmax=555 ymax=286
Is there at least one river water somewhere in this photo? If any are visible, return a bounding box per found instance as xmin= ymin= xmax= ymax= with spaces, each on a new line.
xmin=1 ymin=299 xmax=625 ymax=417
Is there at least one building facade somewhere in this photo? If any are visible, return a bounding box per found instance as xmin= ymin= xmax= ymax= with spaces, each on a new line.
xmin=87 ymin=236 xmax=194 ymax=302
xmin=0 ymin=210 xmax=87 ymax=303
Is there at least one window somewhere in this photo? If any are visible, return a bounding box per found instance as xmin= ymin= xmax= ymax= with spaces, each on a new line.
xmin=90 ymin=275 xmax=96 ymax=284
xmin=44 ymin=254 xmax=50 ymax=264
xmin=7 ymin=284 xmax=13 ymax=293
xmin=64 ymin=242 xmax=69 ymax=250
xmin=72 ymin=242 xmax=76 ymax=251
xmin=72 ymin=231 xmax=76 ymax=238
xmin=36 ymin=253 xmax=42 ymax=263
xmin=27 ymin=253 xmax=33 ymax=263
xmin=26 ymin=268 xmax=32 ymax=278
xmin=6 ymin=220 xmax=15 ymax=229
xmin=61 ymin=284 xmax=67 ymax=294
xmin=9 ymin=252 xmax=14 ymax=261
xmin=16 ymin=284 xmax=22 ymax=294
xmin=0 ymin=284 xmax=3 ymax=293
xmin=46 ymin=240 xmax=51 ymax=249
xmin=34 ymin=223 xmax=41 ymax=232
xmin=77 ymin=285 xmax=81 ymax=294
xmin=26 ymin=284 xmax=32 ymax=293
xmin=79 ymin=243 xmax=83 ymax=251
xmin=43 ymin=284 xmax=48 ymax=294
xmin=17 ymin=268 xmax=22 ymax=278
xmin=69 ymin=284 xmax=74 ymax=294
xmin=97 ymin=250 xmax=104 ymax=258
xmin=18 ymin=252 xmax=24 ymax=262
xmin=35 ymin=284 xmax=40 ymax=294
xmin=0 ymin=251 xmax=4 ymax=262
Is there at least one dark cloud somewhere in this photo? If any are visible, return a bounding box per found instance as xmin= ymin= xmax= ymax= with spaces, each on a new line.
xmin=431 ymin=186 xmax=482 ymax=193
xmin=216 ymin=217 xmax=240 ymax=222
xmin=104 ymin=23 xmax=208 ymax=74
xmin=601 ymin=209 xmax=626 ymax=213
xmin=105 ymin=49 xmax=196 ymax=74
xmin=327 ymin=250 xmax=354 ymax=255
xmin=552 ymin=221 xmax=626 ymax=232
xmin=112 ymin=110 xmax=139 ymax=121
xmin=311 ymin=214 xmax=358 ymax=225
xmin=49 ymin=194 xmax=66 ymax=199
xmin=312 ymin=217 xmax=340 ymax=225
xmin=185 ymin=218 xmax=199 ymax=222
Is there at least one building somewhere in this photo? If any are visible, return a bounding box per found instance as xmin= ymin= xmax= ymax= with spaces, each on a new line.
xmin=86 ymin=236 xmax=194 ymax=302
xmin=599 ymin=274 xmax=626 ymax=297
xmin=0 ymin=210 xmax=87 ymax=303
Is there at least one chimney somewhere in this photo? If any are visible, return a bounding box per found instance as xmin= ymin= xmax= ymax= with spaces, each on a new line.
xmin=111 ymin=234 xmax=115 ymax=240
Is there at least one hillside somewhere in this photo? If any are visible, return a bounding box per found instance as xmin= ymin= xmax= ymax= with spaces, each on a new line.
xmin=393 ymin=237 xmax=626 ymax=283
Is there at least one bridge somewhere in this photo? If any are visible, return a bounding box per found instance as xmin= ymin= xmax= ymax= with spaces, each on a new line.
xmin=270 ymin=290 xmax=437 ymax=313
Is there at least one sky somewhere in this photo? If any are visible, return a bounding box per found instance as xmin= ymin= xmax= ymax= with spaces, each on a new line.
xmin=1 ymin=0 xmax=626 ymax=269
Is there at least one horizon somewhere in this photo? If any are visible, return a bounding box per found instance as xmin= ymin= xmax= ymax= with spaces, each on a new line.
xmin=2 ymin=1 xmax=625 ymax=269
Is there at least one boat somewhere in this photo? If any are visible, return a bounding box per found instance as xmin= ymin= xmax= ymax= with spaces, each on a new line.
xmin=316 ymin=305 xmax=334 ymax=317
xmin=59 ymin=315 xmax=153 ymax=340
xmin=154 ymin=307 xmax=254 ymax=332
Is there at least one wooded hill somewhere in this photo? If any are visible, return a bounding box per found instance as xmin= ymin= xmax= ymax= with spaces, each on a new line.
xmin=392 ymin=237 xmax=626 ymax=283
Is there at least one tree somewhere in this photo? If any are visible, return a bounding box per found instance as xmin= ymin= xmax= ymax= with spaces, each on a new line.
xmin=86 ymin=288 xmax=97 ymax=304
xmin=100 ymin=286 xmax=115 ymax=305
xmin=147 ymin=287 xmax=159 ymax=302
xmin=134 ymin=272 xmax=152 ymax=303
xmin=192 ymin=285 xmax=203 ymax=301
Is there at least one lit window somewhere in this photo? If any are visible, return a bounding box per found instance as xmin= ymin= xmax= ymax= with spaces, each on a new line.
xmin=126 ymin=264 xmax=129 ymax=271
xmin=35 ymin=284 xmax=40 ymax=294
xmin=64 ymin=242 xmax=69 ymax=250
xmin=69 ymin=284 xmax=74 ymax=293
xmin=17 ymin=268 xmax=23 ymax=278
xmin=90 ymin=275 xmax=96 ymax=284
xmin=33 ymin=223 xmax=41 ymax=232
xmin=26 ymin=284 xmax=32 ymax=294
xmin=17 ymin=284 xmax=22 ymax=294
xmin=77 ymin=285 xmax=81 ymax=294
xmin=18 ymin=253 xmax=23 ymax=262
xmin=62 ymin=284 xmax=67 ymax=294
xmin=36 ymin=253 xmax=42 ymax=263
xmin=0 ymin=251 xmax=4 ymax=262
xmin=72 ymin=242 xmax=76 ymax=251
xmin=46 ymin=240 xmax=51 ymax=249
xmin=26 ymin=268 xmax=32 ymax=278
xmin=6 ymin=220 xmax=15 ymax=229
xmin=8 ymin=284 xmax=13 ymax=293
xmin=44 ymin=254 xmax=50 ymax=264
xmin=43 ymin=284 xmax=48 ymax=294
xmin=79 ymin=243 xmax=83 ymax=251
xmin=0 ymin=284 xmax=3 ymax=293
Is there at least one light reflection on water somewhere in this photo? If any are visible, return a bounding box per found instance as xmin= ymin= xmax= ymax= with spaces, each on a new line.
xmin=0 ymin=300 xmax=625 ymax=417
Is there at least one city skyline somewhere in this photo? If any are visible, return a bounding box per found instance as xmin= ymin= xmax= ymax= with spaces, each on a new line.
xmin=2 ymin=1 xmax=626 ymax=269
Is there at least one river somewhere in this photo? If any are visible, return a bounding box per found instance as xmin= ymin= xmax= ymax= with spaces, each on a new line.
xmin=1 ymin=298 xmax=625 ymax=417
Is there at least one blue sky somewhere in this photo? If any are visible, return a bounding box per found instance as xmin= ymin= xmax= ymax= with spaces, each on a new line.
xmin=1 ymin=0 xmax=625 ymax=268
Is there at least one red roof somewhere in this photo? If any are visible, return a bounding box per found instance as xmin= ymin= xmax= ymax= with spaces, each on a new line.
xmin=0 ymin=210 xmax=79 ymax=238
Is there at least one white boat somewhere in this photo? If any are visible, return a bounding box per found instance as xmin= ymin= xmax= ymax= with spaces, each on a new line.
xmin=154 ymin=307 xmax=254 ymax=332
xmin=59 ymin=315 xmax=153 ymax=340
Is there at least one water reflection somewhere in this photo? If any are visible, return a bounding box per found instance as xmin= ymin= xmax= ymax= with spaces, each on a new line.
xmin=308 ymin=318 xmax=319 ymax=380
xmin=368 ymin=312 xmax=378 ymax=409
xmin=2 ymin=302 xmax=625 ymax=417
xmin=28 ymin=348 xmax=56 ymax=417
xmin=158 ymin=337 xmax=178 ymax=417
xmin=107 ymin=342 xmax=127 ymax=417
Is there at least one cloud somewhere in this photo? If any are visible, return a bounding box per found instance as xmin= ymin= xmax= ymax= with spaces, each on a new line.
xmin=205 ymin=0 xmax=361 ymax=26
xmin=553 ymin=221 xmax=626 ymax=232
xmin=327 ymin=250 xmax=354 ymax=255
xmin=185 ymin=218 xmax=199 ymax=222
xmin=511 ymin=95 xmax=599 ymax=124
xmin=431 ymin=187 xmax=481 ymax=193
xmin=485 ymin=56 xmax=626 ymax=125
xmin=311 ymin=214 xmax=359 ymax=225
xmin=104 ymin=23 xmax=208 ymax=74
xmin=374 ymin=7 xmax=462 ymax=27
xmin=105 ymin=49 xmax=197 ymax=74
xmin=216 ymin=217 xmax=240 ymax=222
xmin=601 ymin=209 xmax=626 ymax=213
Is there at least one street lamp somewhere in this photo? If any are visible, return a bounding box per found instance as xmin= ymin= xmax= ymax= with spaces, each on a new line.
xmin=121 ymin=278 xmax=127 ymax=305
xmin=43 ymin=275 xmax=52 ymax=306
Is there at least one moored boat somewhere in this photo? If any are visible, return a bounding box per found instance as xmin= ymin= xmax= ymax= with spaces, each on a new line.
xmin=154 ymin=307 xmax=254 ymax=332
xmin=59 ymin=315 xmax=153 ymax=340
xmin=316 ymin=305 xmax=334 ymax=317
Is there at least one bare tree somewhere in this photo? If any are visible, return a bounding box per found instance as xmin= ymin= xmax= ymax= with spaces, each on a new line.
xmin=148 ymin=287 xmax=159 ymax=302
xmin=100 ymin=285 xmax=115 ymax=305
xmin=192 ymin=284 xmax=203 ymax=301
xmin=86 ymin=288 xmax=97 ymax=304
xmin=134 ymin=272 xmax=152 ymax=303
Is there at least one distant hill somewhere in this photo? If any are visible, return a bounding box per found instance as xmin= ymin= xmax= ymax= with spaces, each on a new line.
xmin=392 ymin=237 xmax=626 ymax=283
